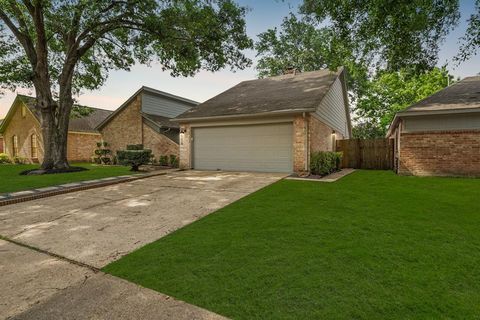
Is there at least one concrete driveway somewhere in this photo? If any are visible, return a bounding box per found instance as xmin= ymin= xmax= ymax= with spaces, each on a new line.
xmin=0 ymin=170 xmax=285 ymax=319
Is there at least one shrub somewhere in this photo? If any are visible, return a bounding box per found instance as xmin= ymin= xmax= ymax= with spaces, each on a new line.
xmin=93 ymin=141 xmax=112 ymax=165
xmin=0 ymin=153 xmax=11 ymax=164
xmin=126 ymin=144 xmax=144 ymax=150
xmin=117 ymin=145 xmax=152 ymax=171
xmin=310 ymin=151 xmax=343 ymax=176
xmin=169 ymin=154 xmax=179 ymax=168
xmin=158 ymin=155 xmax=169 ymax=166
xmin=13 ymin=156 xmax=28 ymax=164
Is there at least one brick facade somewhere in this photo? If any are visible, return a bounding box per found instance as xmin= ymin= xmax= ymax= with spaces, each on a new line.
xmin=67 ymin=132 xmax=102 ymax=162
xmin=2 ymin=101 xmax=102 ymax=163
xmin=179 ymin=124 xmax=191 ymax=169
xmin=100 ymin=95 xmax=143 ymax=156
xmin=309 ymin=115 xmax=343 ymax=153
xmin=0 ymin=136 xmax=4 ymax=153
xmin=293 ymin=115 xmax=308 ymax=173
xmin=399 ymin=130 xmax=480 ymax=177
xmin=143 ymin=123 xmax=179 ymax=159
xmin=100 ymin=94 xmax=180 ymax=162
xmin=3 ymin=102 xmax=43 ymax=163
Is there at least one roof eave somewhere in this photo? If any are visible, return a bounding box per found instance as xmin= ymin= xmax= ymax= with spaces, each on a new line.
xmin=172 ymin=108 xmax=317 ymax=123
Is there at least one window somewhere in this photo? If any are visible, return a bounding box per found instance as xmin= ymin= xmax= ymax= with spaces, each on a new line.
xmin=21 ymin=105 xmax=26 ymax=118
xmin=31 ymin=134 xmax=38 ymax=158
xmin=12 ymin=135 xmax=18 ymax=157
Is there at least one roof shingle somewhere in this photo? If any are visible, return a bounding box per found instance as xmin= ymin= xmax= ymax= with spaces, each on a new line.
xmin=175 ymin=69 xmax=343 ymax=120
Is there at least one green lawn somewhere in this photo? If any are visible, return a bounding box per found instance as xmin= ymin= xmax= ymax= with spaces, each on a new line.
xmin=104 ymin=171 xmax=480 ymax=319
xmin=0 ymin=163 xmax=133 ymax=194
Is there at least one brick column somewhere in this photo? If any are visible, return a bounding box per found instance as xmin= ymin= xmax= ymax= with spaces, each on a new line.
xmin=179 ymin=124 xmax=192 ymax=169
xmin=293 ymin=115 xmax=308 ymax=173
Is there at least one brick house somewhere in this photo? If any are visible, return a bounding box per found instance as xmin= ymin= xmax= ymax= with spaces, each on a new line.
xmin=173 ymin=68 xmax=352 ymax=173
xmin=0 ymin=95 xmax=112 ymax=163
xmin=96 ymin=86 xmax=197 ymax=161
xmin=387 ymin=76 xmax=480 ymax=177
xmin=0 ymin=119 xmax=3 ymax=153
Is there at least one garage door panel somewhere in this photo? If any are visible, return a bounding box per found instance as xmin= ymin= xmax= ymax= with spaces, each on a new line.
xmin=193 ymin=123 xmax=293 ymax=172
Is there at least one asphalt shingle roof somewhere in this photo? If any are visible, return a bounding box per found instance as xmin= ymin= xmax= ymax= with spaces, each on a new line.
xmin=18 ymin=95 xmax=112 ymax=133
xmin=400 ymin=76 xmax=480 ymax=113
xmin=175 ymin=69 xmax=343 ymax=120
xmin=142 ymin=113 xmax=179 ymax=129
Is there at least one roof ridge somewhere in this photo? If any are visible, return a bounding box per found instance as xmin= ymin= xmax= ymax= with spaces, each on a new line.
xmin=16 ymin=94 xmax=112 ymax=112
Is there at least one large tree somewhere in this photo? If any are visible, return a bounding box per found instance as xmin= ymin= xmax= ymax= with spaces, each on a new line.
xmin=300 ymin=0 xmax=460 ymax=73
xmin=0 ymin=0 xmax=252 ymax=170
xmin=457 ymin=0 xmax=480 ymax=63
xmin=355 ymin=67 xmax=453 ymax=137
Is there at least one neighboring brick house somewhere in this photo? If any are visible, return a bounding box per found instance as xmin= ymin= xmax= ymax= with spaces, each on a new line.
xmin=173 ymin=68 xmax=352 ymax=173
xmin=387 ymin=76 xmax=480 ymax=177
xmin=0 ymin=95 xmax=112 ymax=163
xmin=96 ymin=86 xmax=198 ymax=161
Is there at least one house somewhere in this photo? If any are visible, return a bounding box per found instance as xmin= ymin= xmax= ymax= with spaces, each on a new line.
xmin=387 ymin=76 xmax=480 ymax=177
xmin=0 ymin=95 xmax=112 ymax=163
xmin=96 ymin=86 xmax=198 ymax=160
xmin=173 ymin=68 xmax=351 ymax=173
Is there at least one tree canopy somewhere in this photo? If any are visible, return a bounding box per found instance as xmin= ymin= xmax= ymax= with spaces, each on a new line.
xmin=0 ymin=0 xmax=252 ymax=169
xmin=457 ymin=0 xmax=480 ymax=63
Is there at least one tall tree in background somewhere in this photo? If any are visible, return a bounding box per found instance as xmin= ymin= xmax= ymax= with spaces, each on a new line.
xmin=256 ymin=1 xmax=460 ymax=136
xmin=457 ymin=0 xmax=480 ymax=63
xmin=354 ymin=67 xmax=453 ymax=138
xmin=0 ymin=0 xmax=252 ymax=170
xmin=301 ymin=0 xmax=460 ymax=72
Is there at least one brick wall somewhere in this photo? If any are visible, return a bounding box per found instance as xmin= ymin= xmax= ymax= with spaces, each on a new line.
xmin=142 ymin=123 xmax=179 ymax=160
xmin=293 ymin=115 xmax=308 ymax=173
xmin=100 ymin=95 xmax=143 ymax=156
xmin=399 ymin=130 xmax=480 ymax=177
xmin=0 ymin=137 xmax=3 ymax=153
xmin=309 ymin=115 xmax=343 ymax=153
xmin=179 ymin=124 xmax=191 ymax=169
xmin=2 ymin=102 xmax=43 ymax=163
xmin=67 ymin=132 xmax=101 ymax=162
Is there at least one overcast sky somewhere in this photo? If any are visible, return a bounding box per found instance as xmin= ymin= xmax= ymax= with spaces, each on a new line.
xmin=1 ymin=0 xmax=478 ymax=118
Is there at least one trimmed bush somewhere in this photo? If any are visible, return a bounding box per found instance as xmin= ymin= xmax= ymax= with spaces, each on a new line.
xmin=126 ymin=144 xmax=144 ymax=150
xmin=13 ymin=156 xmax=28 ymax=164
xmin=158 ymin=155 xmax=169 ymax=166
xmin=310 ymin=151 xmax=343 ymax=176
xmin=0 ymin=153 xmax=11 ymax=164
xmin=169 ymin=154 xmax=179 ymax=168
xmin=117 ymin=146 xmax=152 ymax=171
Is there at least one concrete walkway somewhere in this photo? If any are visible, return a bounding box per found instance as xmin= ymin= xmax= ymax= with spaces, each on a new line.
xmin=0 ymin=171 xmax=285 ymax=319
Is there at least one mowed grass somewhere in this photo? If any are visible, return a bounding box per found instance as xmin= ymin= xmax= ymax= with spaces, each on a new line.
xmin=104 ymin=170 xmax=480 ymax=319
xmin=0 ymin=163 xmax=133 ymax=193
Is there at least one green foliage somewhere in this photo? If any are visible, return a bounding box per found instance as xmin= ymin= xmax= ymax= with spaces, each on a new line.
xmin=93 ymin=141 xmax=111 ymax=165
xmin=117 ymin=146 xmax=152 ymax=171
xmin=352 ymin=122 xmax=386 ymax=139
xmin=456 ymin=0 xmax=480 ymax=63
xmin=0 ymin=0 xmax=253 ymax=96
xmin=356 ymin=67 xmax=453 ymax=135
xmin=158 ymin=155 xmax=169 ymax=166
xmin=310 ymin=151 xmax=342 ymax=176
xmin=169 ymin=154 xmax=179 ymax=168
xmin=13 ymin=156 xmax=27 ymax=164
xmin=0 ymin=153 xmax=11 ymax=164
xmin=301 ymin=0 xmax=460 ymax=73
xmin=255 ymin=14 xmax=369 ymax=94
xmin=126 ymin=144 xmax=144 ymax=151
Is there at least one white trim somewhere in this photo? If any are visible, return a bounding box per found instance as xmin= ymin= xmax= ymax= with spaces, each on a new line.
xmin=174 ymin=109 xmax=315 ymax=123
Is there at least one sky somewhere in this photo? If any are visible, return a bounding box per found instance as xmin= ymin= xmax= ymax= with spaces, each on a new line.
xmin=0 ymin=0 xmax=478 ymax=118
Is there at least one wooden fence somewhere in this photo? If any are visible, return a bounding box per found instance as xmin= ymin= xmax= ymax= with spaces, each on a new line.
xmin=336 ymin=138 xmax=394 ymax=170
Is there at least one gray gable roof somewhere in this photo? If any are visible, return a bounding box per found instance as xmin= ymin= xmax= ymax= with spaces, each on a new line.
xmin=142 ymin=113 xmax=179 ymax=129
xmin=175 ymin=69 xmax=343 ymax=121
xmin=18 ymin=95 xmax=112 ymax=133
xmin=400 ymin=76 xmax=480 ymax=113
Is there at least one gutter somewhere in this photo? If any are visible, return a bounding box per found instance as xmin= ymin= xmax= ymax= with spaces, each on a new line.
xmin=171 ymin=108 xmax=317 ymax=123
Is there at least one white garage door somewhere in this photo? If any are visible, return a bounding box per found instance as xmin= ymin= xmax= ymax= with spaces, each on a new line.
xmin=193 ymin=123 xmax=293 ymax=172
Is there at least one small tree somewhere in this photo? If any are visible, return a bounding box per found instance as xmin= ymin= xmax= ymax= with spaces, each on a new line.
xmin=94 ymin=141 xmax=111 ymax=165
xmin=117 ymin=144 xmax=152 ymax=171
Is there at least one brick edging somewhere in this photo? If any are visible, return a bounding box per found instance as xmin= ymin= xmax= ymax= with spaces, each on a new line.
xmin=0 ymin=170 xmax=175 ymax=207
